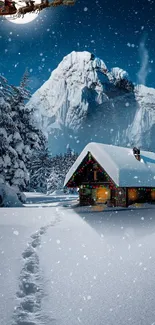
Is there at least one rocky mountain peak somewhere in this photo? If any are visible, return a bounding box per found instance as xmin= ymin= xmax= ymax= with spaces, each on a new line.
xmin=27 ymin=51 xmax=155 ymax=155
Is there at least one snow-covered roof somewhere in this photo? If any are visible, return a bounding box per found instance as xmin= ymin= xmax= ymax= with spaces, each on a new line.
xmin=64 ymin=142 xmax=155 ymax=188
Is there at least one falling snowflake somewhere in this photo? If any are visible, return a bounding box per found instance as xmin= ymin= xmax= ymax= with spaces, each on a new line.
xmin=87 ymin=295 xmax=91 ymax=300
xmin=125 ymin=102 xmax=130 ymax=107
xmin=13 ymin=230 xmax=19 ymax=236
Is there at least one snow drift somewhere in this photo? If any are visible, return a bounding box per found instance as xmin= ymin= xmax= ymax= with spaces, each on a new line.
xmin=0 ymin=183 xmax=24 ymax=207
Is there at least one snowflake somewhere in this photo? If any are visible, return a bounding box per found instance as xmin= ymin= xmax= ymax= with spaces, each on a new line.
xmin=13 ymin=230 xmax=19 ymax=236
xmin=125 ymin=102 xmax=130 ymax=107
xmin=87 ymin=295 xmax=91 ymax=300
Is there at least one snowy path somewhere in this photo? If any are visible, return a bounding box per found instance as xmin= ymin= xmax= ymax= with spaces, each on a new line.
xmin=1 ymin=195 xmax=155 ymax=325
xmin=13 ymin=210 xmax=61 ymax=325
xmin=13 ymin=226 xmax=48 ymax=325
xmin=0 ymin=205 xmax=60 ymax=325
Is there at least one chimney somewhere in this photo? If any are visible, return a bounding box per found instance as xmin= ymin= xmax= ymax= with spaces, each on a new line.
xmin=133 ymin=147 xmax=140 ymax=161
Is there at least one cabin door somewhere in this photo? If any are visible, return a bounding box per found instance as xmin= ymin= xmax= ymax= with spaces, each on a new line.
xmin=115 ymin=188 xmax=126 ymax=207
xmin=110 ymin=188 xmax=127 ymax=207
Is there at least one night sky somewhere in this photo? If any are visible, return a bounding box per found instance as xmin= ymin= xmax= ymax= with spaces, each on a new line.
xmin=0 ymin=0 xmax=155 ymax=93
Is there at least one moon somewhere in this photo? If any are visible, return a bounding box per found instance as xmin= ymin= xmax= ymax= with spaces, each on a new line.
xmin=6 ymin=12 xmax=39 ymax=24
xmin=5 ymin=0 xmax=40 ymax=24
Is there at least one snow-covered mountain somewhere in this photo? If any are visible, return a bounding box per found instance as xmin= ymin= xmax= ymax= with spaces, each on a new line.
xmin=27 ymin=51 xmax=155 ymax=154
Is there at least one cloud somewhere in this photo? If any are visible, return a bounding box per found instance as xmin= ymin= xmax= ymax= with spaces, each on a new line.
xmin=137 ymin=36 xmax=149 ymax=85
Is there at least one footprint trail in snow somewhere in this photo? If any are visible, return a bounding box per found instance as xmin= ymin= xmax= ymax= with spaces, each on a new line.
xmin=13 ymin=212 xmax=61 ymax=325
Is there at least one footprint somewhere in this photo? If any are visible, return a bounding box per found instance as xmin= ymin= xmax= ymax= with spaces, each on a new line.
xmin=20 ymin=280 xmax=41 ymax=296
xmin=13 ymin=221 xmax=60 ymax=325
xmin=22 ymin=248 xmax=35 ymax=259
xmin=14 ymin=320 xmax=37 ymax=325
xmin=39 ymin=227 xmax=46 ymax=235
xmin=24 ymin=258 xmax=39 ymax=274
xmin=31 ymin=238 xmax=41 ymax=248
xmin=31 ymin=232 xmax=40 ymax=240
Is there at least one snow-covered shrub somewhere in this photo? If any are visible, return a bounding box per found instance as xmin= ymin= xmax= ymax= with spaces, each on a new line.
xmin=11 ymin=185 xmax=26 ymax=204
xmin=0 ymin=183 xmax=23 ymax=207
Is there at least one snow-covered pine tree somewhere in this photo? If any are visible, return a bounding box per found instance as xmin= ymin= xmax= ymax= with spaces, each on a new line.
xmin=10 ymin=69 xmax=46 ymax=168
xmin=29 ymin=147 xmax=52 ymax=193
xmin=47 ymin=154 xmax=62 ymax=194
xmin=0 ymin=71 xmax=46 ymax=195
xmin=63 ymin=147 xmax=79 ymax=193
xmin=9 ymin=68 xmax=49 ymax=193
xmin=47 ymin=168 xmax=62 ymax=194
xmin=0 ymin=75 xmax=29 ymax=191
xmin=47 ymin=149 xmax=78 ymax=194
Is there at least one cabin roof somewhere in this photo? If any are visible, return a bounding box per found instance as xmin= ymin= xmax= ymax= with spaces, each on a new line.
xmin=64 ymin=142 xmax=155 ymax=187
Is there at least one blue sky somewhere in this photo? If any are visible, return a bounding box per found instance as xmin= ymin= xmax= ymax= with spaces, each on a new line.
xmin=0 ymin=0 xmax=155 ymax=92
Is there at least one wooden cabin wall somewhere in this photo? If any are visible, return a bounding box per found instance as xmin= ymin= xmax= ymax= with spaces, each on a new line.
xmin=127 ymin=188 xmax=155 ymax=205
xmin=79 ymin=186 xmax=155 ymax=207
xmin=79 ymin=188 xmax=94 ymax=206
xmin=110 ymin=188 xmax=127 ymax=207
xmin=79 ymin=186 xmax=111 ymax=206
xmin=111 ymin=188 xmax=155 ymax=207
xmin=67 ymin=152 xmax=113 ymax=188
xmin=66 ymin=151 xmax=155 ymax=207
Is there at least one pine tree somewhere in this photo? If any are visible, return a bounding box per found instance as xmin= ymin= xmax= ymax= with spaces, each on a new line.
xmin=0 ymin=72 xmax=46 ymax=193
xmin=47 ymin=168 xmax=62 ymax=194
xmin=0 ymin=75 xmax=29 ymax=190
xmin=10 ymin=69 xmax=47 ymax=193
xmin=10 ymin=69 xmax=46 ymax=166
xmin=47 ymin=149 xmax=78 ymax=194
xmin=29 ymin=147 xmax=52 ymax=193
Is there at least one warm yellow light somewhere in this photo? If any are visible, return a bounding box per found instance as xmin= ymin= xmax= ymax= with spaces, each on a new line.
xmin=96 ymin=187 xmax=110 ymax=203
xmin=128 ymin=188 xmax=138 ymax=201
xmin=151 ymin=190 xmax=155 ymax=200
xmin=91 ymin=204 xmax=106 ymax=212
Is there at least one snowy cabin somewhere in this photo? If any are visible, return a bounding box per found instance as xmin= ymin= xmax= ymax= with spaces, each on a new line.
xmin=64 ymin=143 xmax=155 ymax=207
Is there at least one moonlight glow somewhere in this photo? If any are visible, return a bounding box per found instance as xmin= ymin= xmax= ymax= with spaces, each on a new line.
xmin=5 ymin=0 xmax=40 ymax=24
xmin=6 ymin=12 xmax=38 ymax=24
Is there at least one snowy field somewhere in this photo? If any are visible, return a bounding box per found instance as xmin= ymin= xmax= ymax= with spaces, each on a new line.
xmin=0 ymin=193 xmax=155 ymax=325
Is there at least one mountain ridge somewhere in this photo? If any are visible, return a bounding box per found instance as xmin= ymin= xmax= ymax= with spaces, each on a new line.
xmin=27 ymin=51 xmax=155 ymax=154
